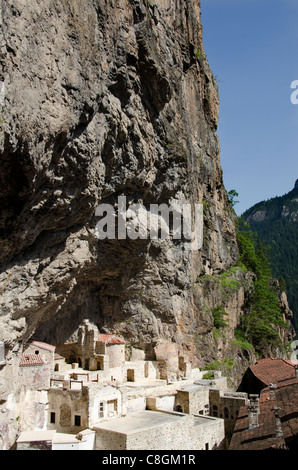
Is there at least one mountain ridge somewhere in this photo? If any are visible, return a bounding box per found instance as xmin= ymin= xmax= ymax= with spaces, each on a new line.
xmin=243 ymin=182 xmax=298 ymax=224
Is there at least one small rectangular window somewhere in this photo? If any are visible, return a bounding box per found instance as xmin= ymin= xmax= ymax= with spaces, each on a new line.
xmin=50 ymin=412 xmax=56 ymax=424
xmin=74 ymin=415 xmax=81 ymax=427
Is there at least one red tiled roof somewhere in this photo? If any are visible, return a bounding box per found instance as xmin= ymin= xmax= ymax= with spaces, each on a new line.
xmin=249 ymin=358 xmax=295 ymax=386
xmin=20 ymin=354 xmax=44 ymax=367
xmin=96 ymin=334 xmax=126 ymax=345
xmin=230 ymin=378 xmax=298 ymax=450
xmin=30 ymin=341 xmax=56 ymax=352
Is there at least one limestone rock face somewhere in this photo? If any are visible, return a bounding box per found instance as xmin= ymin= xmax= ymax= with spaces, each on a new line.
xmin=0 ymin=1 xmax=238 ymax=374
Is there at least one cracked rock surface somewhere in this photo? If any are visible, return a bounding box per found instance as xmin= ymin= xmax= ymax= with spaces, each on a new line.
xmin=0 ymin=0 xmax=238 ymax=381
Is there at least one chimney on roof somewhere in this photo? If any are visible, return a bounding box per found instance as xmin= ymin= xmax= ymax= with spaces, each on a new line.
xmin=248 ymin=394 xmax=260 ymax=429
xmin=273 ymin=406 xmax=283 ymax=438
xmin=269 ymin=383 xmax=277 ymax=400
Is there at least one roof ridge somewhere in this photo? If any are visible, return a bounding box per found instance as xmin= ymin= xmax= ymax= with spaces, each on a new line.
xmin=96 ymin=334 xmax=126 ymax=345
xmin=30 ymin=340 xmax=56 ymax=352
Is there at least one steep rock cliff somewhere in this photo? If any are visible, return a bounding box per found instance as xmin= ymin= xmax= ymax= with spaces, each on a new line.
xmin=0 ymin=0 xmax=238 ymax=360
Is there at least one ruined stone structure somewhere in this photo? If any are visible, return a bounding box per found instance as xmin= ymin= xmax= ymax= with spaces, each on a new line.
xmin=56 ymin=320 xmax=189 ymax=385
xmin=209 ymin=389 xmax=248 ymax=440
xmin=57 ymin=320 xmax=126 ymax=373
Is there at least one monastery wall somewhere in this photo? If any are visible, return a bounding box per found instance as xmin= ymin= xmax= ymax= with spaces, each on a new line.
xmin=125 ymin=413 xmax=195 ymax=450
xmin=125 ymin=396 xmax=147 ymax=414
xmin=107 ymin=344 xmax=125 ymax=368
xmin=48 ymin=388 xmax=89 ymax=434
xmin=95 ymin=428 xmax=127 ymax=450
xmin=146 ymin=395 xmax=176 ymax=412
xmin=19 ymin=363 xmax=52 ymax=390
xmin=88 ymin=385 xmax=121 ymax=426
xmin=192 ymin=415 xmax=225 ymax=450
xmin=175 ymin=387 xmax=209 ymax=415
xmin=209 ymin=389 xmax=248 ymax=438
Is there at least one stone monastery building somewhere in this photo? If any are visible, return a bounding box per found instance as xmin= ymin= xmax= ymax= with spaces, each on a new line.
xmin=3 ymin=320 xmax=252 ymax=450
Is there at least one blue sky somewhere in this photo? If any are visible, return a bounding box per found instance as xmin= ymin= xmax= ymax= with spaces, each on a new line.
xmin=200 ymin=0 xmax=298 ymax=215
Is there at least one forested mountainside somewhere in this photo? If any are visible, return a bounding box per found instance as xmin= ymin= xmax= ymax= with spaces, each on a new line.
xmin=243 ymin=181 xmax=298 ymax=333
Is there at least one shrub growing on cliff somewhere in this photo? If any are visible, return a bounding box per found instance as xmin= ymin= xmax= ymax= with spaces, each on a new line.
xmin=212 ymin=305 xmax=228 ymax=329
xmin=227 ymin=189 xmax=239 ymax=208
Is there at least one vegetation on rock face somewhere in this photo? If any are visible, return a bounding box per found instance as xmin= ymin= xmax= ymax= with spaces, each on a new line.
xmin=211 ymin=305 xmax=228 ymax=330
xmin=196 ymin=200 xmax=293 ymax=384
xmin=230 ymin=335 xmax=254 ymax=353
xmin=242 ymin=184 xmax=298 ymax=334
xmin=227 ymin=189 xmax=239 ymax=208
xmin=235 ymin=218 xmax=289 ymax=352
xmin=205 ymin=358 xmax=235 ymax=373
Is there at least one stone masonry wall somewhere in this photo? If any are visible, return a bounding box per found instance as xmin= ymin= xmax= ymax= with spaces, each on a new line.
xmin=95 ymin=428 xmax=127 ymax=451
xmin=192 ymin=415 xmax=225 ymax=450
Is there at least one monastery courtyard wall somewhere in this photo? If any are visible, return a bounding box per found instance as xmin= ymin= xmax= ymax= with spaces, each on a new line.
xmin=94 ymin=410 xmax=225 ymax=450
